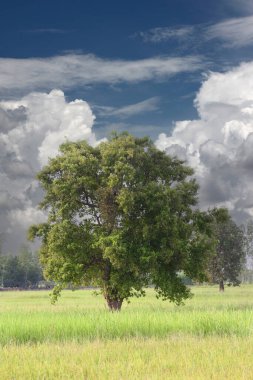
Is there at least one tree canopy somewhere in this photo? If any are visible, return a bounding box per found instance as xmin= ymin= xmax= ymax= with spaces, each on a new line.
xmin=29 ymin=133 xmax=213 ymax=310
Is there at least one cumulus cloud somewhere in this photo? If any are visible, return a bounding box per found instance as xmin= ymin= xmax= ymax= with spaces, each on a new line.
xmin=0 ymin=89 xmax=97 ymax=252
xmin=0 ymin=54 xmax=204 ymax=96
xmin=155 ymin=61 xmax=253 ymax=222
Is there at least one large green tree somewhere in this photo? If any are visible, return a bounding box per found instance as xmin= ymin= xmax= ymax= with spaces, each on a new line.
xmin=207 ymin=209 xmax=245 ymax=291
xmin=29 ymin=133 xmax=213 ymax=310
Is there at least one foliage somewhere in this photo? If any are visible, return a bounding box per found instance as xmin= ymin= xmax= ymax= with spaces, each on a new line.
xmin=29 ymin=133 xmax=214 ymax=309
xmin=207 ymin=208 xmax=245 ymax=291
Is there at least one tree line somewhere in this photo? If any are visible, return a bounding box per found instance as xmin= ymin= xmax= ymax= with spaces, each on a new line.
xmin=0 ymin=246 xmax=43 ymax=289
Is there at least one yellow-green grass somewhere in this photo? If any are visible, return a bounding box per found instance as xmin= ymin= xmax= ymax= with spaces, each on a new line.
xmin=1 ymin=286 xmax=253 ymax=379
xmin=1 ymin=337 xmax=253 ymax=379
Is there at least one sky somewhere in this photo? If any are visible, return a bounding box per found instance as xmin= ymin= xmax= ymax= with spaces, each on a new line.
xmin=1 ymin=0 xmax=253 ymax=252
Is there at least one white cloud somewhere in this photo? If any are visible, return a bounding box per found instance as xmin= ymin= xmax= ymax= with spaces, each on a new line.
xmin=95 ymin=97 xmax=160 ymax=119
xmin=0 ymin=54 xmax=204 ymax=96
xmin=138 ymin=15 xmax=253 ymax=48
xmin=0 ymin=89 xmax=96 ymax=166
xmin=137 ymin=26 xmax=195 ymax=43
xmin=155 ymin=61 xmax=253 ymax=222
xmin=0 ymin=89 xmax=98 ymax=252
xmin=206 ymin=15 xmax=253 ymax=47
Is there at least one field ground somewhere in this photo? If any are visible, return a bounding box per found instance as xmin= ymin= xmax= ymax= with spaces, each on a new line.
xmin=1 ymin=285 xmax=253 ymax=379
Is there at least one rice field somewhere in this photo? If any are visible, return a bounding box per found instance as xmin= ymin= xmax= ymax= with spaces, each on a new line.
xmin=1 ymin=285 xmax=253 ymax=379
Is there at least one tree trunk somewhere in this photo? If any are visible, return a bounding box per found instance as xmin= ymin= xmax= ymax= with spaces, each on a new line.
xmin=102 ymin=260 xmax=123 ymax=311
xmin=219 ymin=280 xmax=224 ymax=292
xmin=106 ymin=297 xmax=123 ymax=311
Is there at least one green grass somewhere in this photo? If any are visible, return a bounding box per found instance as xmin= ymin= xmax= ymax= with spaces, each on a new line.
xmin=1 ymin=285 xmax=253 ymax=379
xmin=1 ymin=285 xmax=253 ymax=343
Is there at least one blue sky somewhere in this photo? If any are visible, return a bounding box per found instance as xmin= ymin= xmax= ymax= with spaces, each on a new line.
xmin=1 ymin=0 xmax=252 ymax=139
xmin=2 ymin=0 xmax=253 ymax=251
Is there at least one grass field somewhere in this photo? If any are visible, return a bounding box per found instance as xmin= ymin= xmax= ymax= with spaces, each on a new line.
xmin=1 ymin=285 xmax=253 ymax=379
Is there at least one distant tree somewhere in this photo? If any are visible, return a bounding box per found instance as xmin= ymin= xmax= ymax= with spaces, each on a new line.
xmin=19 ymin=246 xmax=30 ymax=288
xmin=18 ymin=246 xmax=43 ymax=288
xmin=1 ymin=246 xmax=43 ymax=289
xmin=239 ymin=220 xmax=253 ymax=283
xmin=240 ymin=267 xmax=253 ymax=284
xmin=28 ymin=251 xmax=43 ymax=286
xmin=207 ymin=208 xmax=245 ymax=291
xmin=0 ymin=234 xmax=6 ymax=287
xmin=0 ymin=255 xmax=6 ymax=288
xmin=29 ymin=133 xmax=214 ymax=310
xmin=4 ymin=256 xmax=25 ymax=288
xmin=243 ymin=220 xmax=253 ymax=259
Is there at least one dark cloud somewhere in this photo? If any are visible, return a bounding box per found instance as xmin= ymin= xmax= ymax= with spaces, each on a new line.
xmin=1 ymin=161 xmax=34 ymax=179
xmin=0 ymin=106 xmax=26 ymax=133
